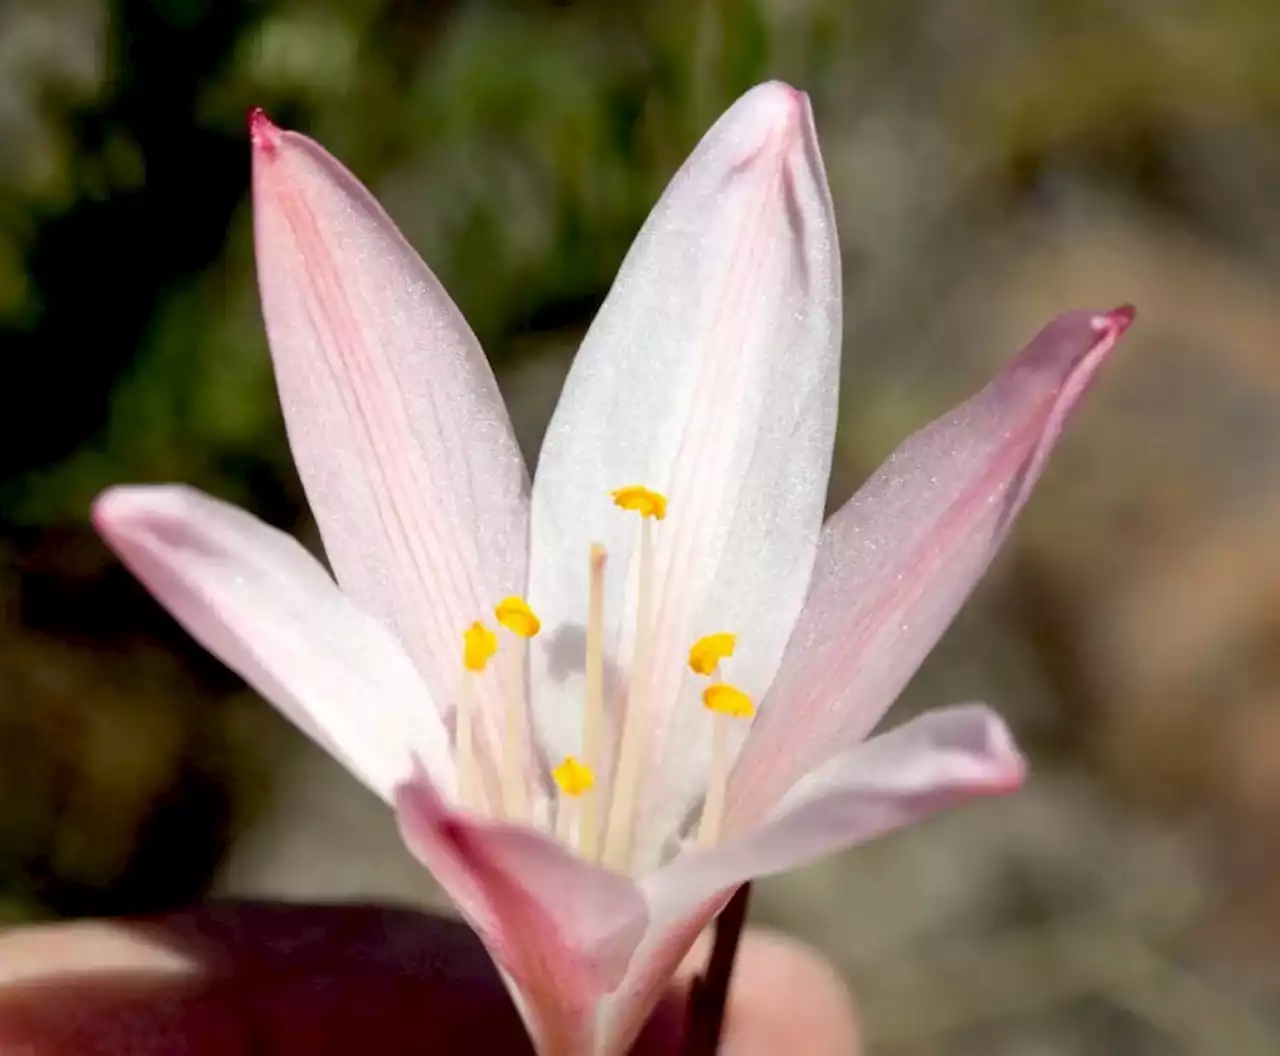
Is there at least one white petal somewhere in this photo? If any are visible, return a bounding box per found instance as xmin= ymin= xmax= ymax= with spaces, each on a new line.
xmin=644 ymin=705 xmax=1022 ymax=917
xmin=527 ymin=83 xmax=842 ymax=862
xmin=251 ymin=113 xmax=528 ymax=721
xmin=94 ymin=485 xmax=451 ymax=801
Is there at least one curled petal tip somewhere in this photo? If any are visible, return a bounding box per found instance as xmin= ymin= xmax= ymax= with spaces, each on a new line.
xmin=91 ymin=485 xmax=138 ymax=530
xmin=249 ymin=107 xmax=281 ymax=158
xmin=758 ymin=79 xmax=809 ymax=113
xmin=991 ymin=746 xmax=1030 ymax=794
xmin=1004 ymin=759 xmax=1030 ymax=792
xmin=1094 ymin=304 xmax=1136 ymax=338
xmin=737 ymin=80 xmax=813 ymax=154
xmin=982 ymin=764 xmax=1028 ymax=798
xmin=980 ymin=718 xmax=1029 ymax=794
xmin=935 ymin=706 xmax=1029 ymax=796
xmin=90 ymin=487 xmax=115 ymax=523
xmin=92 ymin=485 xmax=198 ymax=546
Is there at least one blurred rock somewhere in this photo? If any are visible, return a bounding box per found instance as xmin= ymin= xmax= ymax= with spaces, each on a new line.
xmin=215 ymin=724 xmax=446 ymax=910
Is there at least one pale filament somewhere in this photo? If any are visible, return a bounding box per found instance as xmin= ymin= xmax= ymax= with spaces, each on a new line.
xmin=555 ymin=792 xmax=577 ymax=846
xmin=687 ymin=634 xmax=748 ymax=849
xmin=602 ymin=512 xmax=657 ymax=872
xmin=493 ymin=597 xmax=540 ymax=821
xmin=552 ymin=755 xmax=593 ymax=850
xmin=458 ymin=621 xmax=498 ymax=815
xmin=697 ymin=671 xmax=731 ymax=848
xmin=456 ymin=672 xmax=480 ymax=809
xmin=580 ymin=543 xmax=608 ymax=861
xmin=501 ymin=642 xmax=528 ymax=820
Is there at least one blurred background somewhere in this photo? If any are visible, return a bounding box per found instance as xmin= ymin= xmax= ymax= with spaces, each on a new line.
xmin=2 ymin=0 xmax=1280 ymax=1051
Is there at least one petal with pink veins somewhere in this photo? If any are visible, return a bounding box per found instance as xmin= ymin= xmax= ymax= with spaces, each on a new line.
xmin=395 ymin=777 xmax=649 ymax=1053
xmin=93 ymin=485 xmax=452 ymax=801
xmin=528 ymin=82 xmax=842 ymax=867
xmin=729 ymin=307 xmax=1133 ymax=819
xmin=648 ymin=704 xmax=1022 ymax=917
xmin=251 ymin=112 xmax=529 ymax=728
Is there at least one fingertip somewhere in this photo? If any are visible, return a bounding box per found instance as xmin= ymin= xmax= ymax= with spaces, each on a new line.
xmin=721 ymin=931 xmax=861 ymax=1055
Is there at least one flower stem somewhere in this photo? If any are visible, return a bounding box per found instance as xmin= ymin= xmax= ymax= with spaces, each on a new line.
xmin=680 ymin=882 xmax=751 ymax=1056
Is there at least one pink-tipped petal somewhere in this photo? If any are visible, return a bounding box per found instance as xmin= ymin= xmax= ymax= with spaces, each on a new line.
xmin=528 ymin=82 xmax=842 ymax=865
xmin=395 ymin=777 xmax=648 ymax=1053
xmin=248 ymin=107 xmax=281 ymax=156
xmin=93 ymin=485 xmax=452 ymax=800
xmin=730 ymin=307 xmax=1132 ymax=817
xmin=651 ymin=705 xmax=1022 ymax=915
xmin=251 ymin=120 xmax=529 ymax=728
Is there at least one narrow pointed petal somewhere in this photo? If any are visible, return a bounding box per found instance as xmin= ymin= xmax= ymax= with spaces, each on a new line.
xmin=93 ymin=485 xmax=451 ymax=800
xmin=527 ymin=83 xmax=842 ymax=859
xmin=251 ymin=111 xmax=529 ymax=722
xmin=395 ymin=776 xmax=649 ymax=1053
xmin=729 ymin=307 xmax=1132 ymax=817
xmin=649 ymin=705 xmax=1022 ymax=917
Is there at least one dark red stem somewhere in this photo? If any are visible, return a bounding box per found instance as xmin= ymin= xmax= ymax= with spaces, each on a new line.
xmin=679 ymin=883 xmax=751 ymax=1056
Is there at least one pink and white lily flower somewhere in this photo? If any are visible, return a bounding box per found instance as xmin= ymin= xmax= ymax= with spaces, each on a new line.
xmin=93 ymin=82 xmax=1133 ymax=1054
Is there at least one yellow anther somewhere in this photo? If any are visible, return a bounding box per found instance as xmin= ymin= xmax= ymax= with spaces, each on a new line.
xmin=689 ymin=633 xmax=737 ymax=676
xmin=703 ymin=683 xmax=755 ymax=720
xmin=552 ymin=756 xmax=595 ymax=798
xmin=462 ymin=621 xmax=498 ymax=672
xmin=611 ymin=485 xmax=667 ymax=520
xmin=495 ymin=596 xmax=541 ymax=638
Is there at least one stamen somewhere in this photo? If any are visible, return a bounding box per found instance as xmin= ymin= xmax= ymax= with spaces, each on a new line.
xmin=581 ymin=544 xmax=607 ymax=860
xmin=496 ymin=596 xmax=541 ymax=638
xmin=553 ymin=755 xmax=595 ymax=847
xmin=602 ymin=488 xmax=666 ymax=871
xmin=495 ymin=596 xmax=540 ymax=822
xmin=611 ymin=485 xmax=667 ymax=520
xmin=458 ymin=622 xmax=497 ymax=809
xmin=463 ymin=621 xmax=498 ymax=672
xmin=702 ymin=683 xmax=755 ymax=720
xmin=553 ymin=755 xmax=595 ymax=796
xmin=689 ymin=633 xmax=736 ymax=676
xmin=697 ymin=680 xmax=754 ymax=848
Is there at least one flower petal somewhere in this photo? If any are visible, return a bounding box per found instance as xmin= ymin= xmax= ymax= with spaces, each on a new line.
xmin=93 ymin=485 xmax=451 ymax=801
xmin=251 ymin=112 xmax=529 ymax=726
xmin=599 ymin=706 xmax=1021 ymax=1051
xmin=527 ymin=83 xmax=842 ymax=865
xmin=395 ymin=776 xmax=649 ymax=1052
xmin=597 ymin=895 xmax=729 ymax=1055
xmin=729 ymin=307 xmax=1132 ymax=818
xmin=649 ymin=705 xmax=1022 ymax=916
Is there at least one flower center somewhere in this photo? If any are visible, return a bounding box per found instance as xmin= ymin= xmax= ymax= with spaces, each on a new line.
xmin=453 ymin=487 xmax=755 ymax=873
